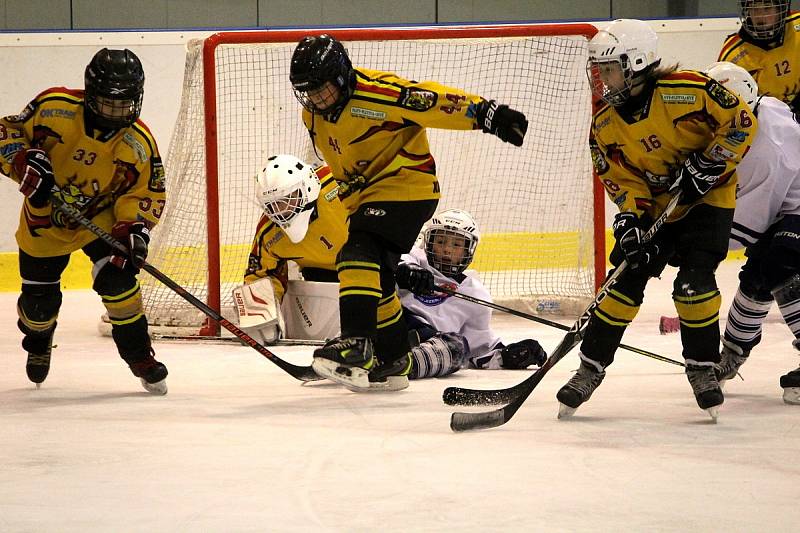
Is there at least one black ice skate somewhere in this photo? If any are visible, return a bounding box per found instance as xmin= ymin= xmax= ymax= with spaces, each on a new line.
xmin=686 ymin=364 xmax=723 ymax=421
xmin=367 ymin=352 xmax=412 ymax=392
xmin=779 ymin=365 xmax=800 ymax=405
xmin=22 ymin=324 xmax=55 ymax=388
xmin=312 ymin=336 xmax=376 ymax=391
xmin=556 ymin=360 xmax=606 ymax=419
xmin=129 ymin=349 xmax=169 ymax=395
xmin=716 ymin=339 xmax=748 ymax=387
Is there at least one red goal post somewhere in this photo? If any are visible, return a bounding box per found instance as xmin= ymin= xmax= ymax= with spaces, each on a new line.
xmin=141 ymin=23 xmax=606 ymax=336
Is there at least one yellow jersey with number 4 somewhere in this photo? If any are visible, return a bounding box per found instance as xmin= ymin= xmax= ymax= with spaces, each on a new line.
xmin=591 ymin=70 xmax=757 ymax=221
xmin=301 ymin=67 xmax=485 ymax=207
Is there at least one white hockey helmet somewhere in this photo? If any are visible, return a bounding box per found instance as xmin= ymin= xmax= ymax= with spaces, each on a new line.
xmin=705 ymin=61 xmax=759 ymax=111
xmin=739 ymin=0 xmax=790 ymax=41
xmin=587 ymin=19 xmax=660 ymax=106
xmin=423 ymin=209 xmax=480 ymax=277
xmin=255 ymin=154 xmax=321 ymax=243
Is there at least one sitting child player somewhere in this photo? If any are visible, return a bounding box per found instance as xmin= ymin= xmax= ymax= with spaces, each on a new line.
xmin=395 ymin=209 xmax=547 ymax=379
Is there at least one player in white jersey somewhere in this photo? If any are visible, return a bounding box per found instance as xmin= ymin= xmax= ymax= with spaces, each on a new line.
xmin=706 ymin=61 xmax=800 ymax=404
xmin=395 ymin=209 xmax=546 ymax=379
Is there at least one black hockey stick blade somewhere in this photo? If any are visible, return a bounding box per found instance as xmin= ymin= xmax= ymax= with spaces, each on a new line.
xmin=49 ymin=189 xmax=321 ymax=383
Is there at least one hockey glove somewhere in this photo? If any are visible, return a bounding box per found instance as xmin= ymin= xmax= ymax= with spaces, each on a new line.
xmin=612 ymin=212 xmax=660 ymax=271
xmin=13 ymin=148 xmax=54 ymax=208
xmin=500 ymin=339 xmax=546 ymax=369
xmin=670 ymin=152 xmax=727 ymax=204
xmin=476 ymin=99 xmax=528 ymax=147
xmin=395 ymin=262 xmax=435 ymax=295
xmin=110 ymin=221 xmax=151 ymax=272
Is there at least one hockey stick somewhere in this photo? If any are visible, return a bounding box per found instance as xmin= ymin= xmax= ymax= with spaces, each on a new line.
xmin=433 ymin=286 xmax=684 ymax=370
xmin=447 ymin=192 xmax=682 ymax=431
xmin=49 ymin=188 xmax=320 ymax=383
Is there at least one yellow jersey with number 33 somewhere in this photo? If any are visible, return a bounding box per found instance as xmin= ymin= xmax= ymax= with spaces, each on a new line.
xmin=719 ymin=12 xmax=800 ymax=106
xmin=591 ymin=70 xmax=757 ymax=221
xmin=0 ymin=87 xmax=165 ymax=257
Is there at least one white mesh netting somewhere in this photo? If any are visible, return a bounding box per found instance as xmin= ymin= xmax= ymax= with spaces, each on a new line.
xmin=142 ymin=26 xmax=599 ymax=334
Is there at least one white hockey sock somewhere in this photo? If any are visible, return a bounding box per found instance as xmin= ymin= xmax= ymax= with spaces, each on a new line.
xmin=724 ymin=287 xmax=771 ymax=346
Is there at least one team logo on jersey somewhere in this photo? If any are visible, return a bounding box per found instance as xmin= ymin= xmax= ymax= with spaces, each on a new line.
xmin=123 ymin=132 xmax=148 ymax=163
xmin=363 ymin=207 xmax=386 ymax=217
xmin=590 ymin=145 xmax=609 ymax=175
xmin=594 ymin=114 xmax=611 ymax=132
xmin=708 ymin=143 xmax=737 ymax=161
xmin=246 ymin=254 xmax=261 ymax=276
xmin=644 ymin=170 xmax=671 ymax=188
xmin=725 ymin=130 xmax=749 ymax=147
xmin=613 ymin=191 xmax=628 ymax=208
xmin=324 ymin=187 xmax=340 ymax=202
xmin=707 ymin=81 xmax=739 ymax=109
xmin=351 ymin=107 xmax=386 ymax=120
xmin=149 ymin=157 xmax=166 ymax=193
xmin=413 ymin=280 xmax=456 ymax=306
xmin=400 ymin=89 xmax=437 ymax=111
xmin=40 ymin=108 xmax=76 ymax=119
xmin=661 ymin=94 xmax=696 ymax=104
xmin=0 ymin=142 xmax=25 ymax=164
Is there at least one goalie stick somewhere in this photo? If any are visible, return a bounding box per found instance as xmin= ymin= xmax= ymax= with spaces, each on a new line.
xmin=433 ymin=285 xmax=684 ymax=374
xmin=50 ymin=187 xmax=320 ymax=383
xmin=447 ymin=192 xmax=682 ymax=431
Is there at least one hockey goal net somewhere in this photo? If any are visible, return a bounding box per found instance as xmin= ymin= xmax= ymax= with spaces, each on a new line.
xmin=141 ymin=23 xmax=605 ymax=336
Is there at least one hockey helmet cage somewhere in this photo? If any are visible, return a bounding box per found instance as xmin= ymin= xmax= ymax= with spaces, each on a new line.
xmin=290 ymin=34 xmax=354 ymax=114
xmin=423 ymin=209 xmax=481 ymax=277
xmin=85 ymin=48 xmax=145 ymax=129
xmin=739 ymin=0 xmax=790 ymax=41
xmin=256 ymin=154 xmax=321 ymax=243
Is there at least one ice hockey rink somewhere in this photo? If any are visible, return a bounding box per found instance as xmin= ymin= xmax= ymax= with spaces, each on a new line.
xmin=1 ymin=260 xmax=797 ymax=532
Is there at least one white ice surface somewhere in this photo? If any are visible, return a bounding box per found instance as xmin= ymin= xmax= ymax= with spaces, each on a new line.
xmin=1 ymin=260 xmax=798 ymax=532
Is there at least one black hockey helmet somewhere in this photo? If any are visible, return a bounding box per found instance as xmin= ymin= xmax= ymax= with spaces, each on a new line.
xmin=739 ymin=0 xmax=791 ymax=42
xmin=289 ymin=34 xmax=354 ymax=113
xmin=84 ymin=48 xmax=145 ymax=129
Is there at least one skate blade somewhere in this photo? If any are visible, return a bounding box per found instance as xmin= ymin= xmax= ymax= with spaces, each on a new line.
xmin=312 ymin=358 xmax=370 ymax=391
xmin=35 ymin=382 xmax=42 ymax=390
xmin=705 ymin=405 xmax=720 ymax=422
xmin=364 ymin=375 xmax=409 ymax=392
xmin=557 ymin=403 xmax=577 ymax=419
xmin=141 ymin=378 xmax=168 ymax=395
xmin=782 ymin=387 xmax=800 ymax=405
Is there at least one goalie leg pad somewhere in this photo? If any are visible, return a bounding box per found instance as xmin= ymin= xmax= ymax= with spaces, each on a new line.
xmin=673 ymin=267 xmax=721 ymax=364
xmin=234 ymin=277 xmax=284 ymax=344
xmin=280 ymin=280 xmax=338 ymax=341
xmin=409 ymin=332 xmax=469 ymax=379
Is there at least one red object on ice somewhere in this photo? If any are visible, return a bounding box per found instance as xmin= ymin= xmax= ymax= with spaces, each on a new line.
xmin=659 ymin=316 xmax=680 ymax=335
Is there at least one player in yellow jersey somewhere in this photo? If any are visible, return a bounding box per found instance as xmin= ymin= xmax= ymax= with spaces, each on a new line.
xmin=288 ymin=34 xmax=528 ymax=391
xmin=556 ymin=19 xmax=757 ymax=420
xmin=718 ymin=1 xmax=800 ymax=113
xmin=0 ymin=49 xmax=168 ymax=394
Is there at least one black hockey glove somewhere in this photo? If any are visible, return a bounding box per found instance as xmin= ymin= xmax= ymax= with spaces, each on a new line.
xmin=612 ymin=212 xmax=660 ymax=271
xmin=13 ymin=148 xmax=54 ymax=208
xmin=500 ymin=339 xmax=546 ymax=369
xmin=670 ymin=152 xmax=727 ymax=204
xmin=110 ymin=221 xmax=151 ymax=272
xmin=475 ymin=99 xmax=528 ymax=147
xmin=396 ymin=262 xmax=435 ymax=295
